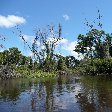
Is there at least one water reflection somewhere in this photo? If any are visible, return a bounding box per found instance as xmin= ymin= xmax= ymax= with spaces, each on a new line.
xmin=76 ymin=76 xmax=112 ymax=112
xmin=0 ymin=76 xmax=112 ymax=112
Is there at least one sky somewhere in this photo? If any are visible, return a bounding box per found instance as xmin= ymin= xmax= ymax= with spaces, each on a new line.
xmin=0 ymin=0 xmax=112 ymax=59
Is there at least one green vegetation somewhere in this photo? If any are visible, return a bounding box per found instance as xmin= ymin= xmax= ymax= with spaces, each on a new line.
xmin=0 ymin=47 xmax=78 ymax=78
xmin=1 ymin=11 xmax=112 ymax=78
xmin=74 ymin=29 xmax=112 ymax=59
xmin=73 ymin=11 xmax=112 ymax=75
xmin=0 ymin=25 xmax=79 ymax=79
xmin=77 ymin=58 xmax=112 ymax=75
xmin=74 ymin=28 xmax=112 ymax=75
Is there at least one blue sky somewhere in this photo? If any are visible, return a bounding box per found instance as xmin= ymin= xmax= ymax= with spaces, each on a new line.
xmin=0 ymin=0 xmax=112 ymax=58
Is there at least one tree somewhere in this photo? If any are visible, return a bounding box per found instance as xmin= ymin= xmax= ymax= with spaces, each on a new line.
xmin=65 ymin=56 xmax=80 ymax=68
xmin=74 ymin=29 xmax=112 ymax=58
xmin=57 ymin=55 xmax=67 ymax=71
xmin=8 ymin=47 xmax=22 ymax=65
xmin=1 ymin=47 xmax=23 ymax=66
xmin=2 ymin=50 xmax=9 ymax=65
xmin=74 ymin=10 xmax=112 ymax=59
xmin=0 ymin=51 xmax=3 ymax=65
xmin=32 ymin=24 xmax=62 ymax=72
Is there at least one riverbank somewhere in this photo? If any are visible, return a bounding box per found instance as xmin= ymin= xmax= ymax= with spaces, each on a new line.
xmin=75 ymin=58 xmax=112 ymax=76
xmin=2 ymin=57 xmax=112 ymax=79
xmin=0 ymin=68 xmax=57 ymax=79
xmin=0 ymin=65 xmax=78 ymax=79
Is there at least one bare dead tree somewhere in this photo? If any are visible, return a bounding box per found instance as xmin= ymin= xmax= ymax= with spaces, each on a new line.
xmin=14 ymin=24 xmax=62 ymax=71
xmin=32 ymin=24 xmax=62 ymax=71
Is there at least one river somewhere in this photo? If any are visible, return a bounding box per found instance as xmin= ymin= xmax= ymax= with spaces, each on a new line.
xmin=0 ymin=75 xmax=112 ymax=112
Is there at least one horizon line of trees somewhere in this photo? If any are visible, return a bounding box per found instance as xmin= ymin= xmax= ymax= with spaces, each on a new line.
xmin=0 ymin=47 xmax=79 ymax=73
xmin=1 ymin=10 xmax=112 ymax=75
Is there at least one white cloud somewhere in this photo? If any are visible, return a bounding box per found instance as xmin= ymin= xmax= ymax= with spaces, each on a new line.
xmin=23 ymin=35 xmax=32 ymax=41
xmin=59 ymin=38 xmax=68 ymax=44
xmin=19 ymin=34 xmax=35 ymax=43
xmin=45 ymin=37 xmax=79 ymax=58
xmin=0 ymin=49 xmax=3 ymax=52
xmin=62 ymin=41 xmax=78 ymax=57
xmin=59 ymin=39 xmax=82 ymax=59
xmin=41 ymin=45 xmax=45 ymax=49
xmin=64 ymin=41 xmax=77 ymax=51
xmin=31 ymin=38 xmax=40 ymax=46
xmin=63 ymin=14 xmax=70 ymax=21
xmin=26 ymin=36 xmax=81 ymax=59
xmin=35 ymin=41 xmax=40 ymax=46
xmin=0 ymin=15 xmax=26 ymax=28
xmin=29 ymin=52 xmax=34 ymax=57
xmin=45 ymin=37 xmax=68 ymax=47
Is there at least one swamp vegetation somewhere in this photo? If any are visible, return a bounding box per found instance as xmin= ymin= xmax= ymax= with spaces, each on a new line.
xmin=1 ymin=13 xmax=112 ymax=78
xmin=1 ymin=10 xmax=112 ymax=112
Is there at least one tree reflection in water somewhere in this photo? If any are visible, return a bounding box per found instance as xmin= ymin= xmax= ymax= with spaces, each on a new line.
xmin=0 ymin=76 xmax=112 ymax=112
xmin=76 ymin=76 xmax=112 ymax=112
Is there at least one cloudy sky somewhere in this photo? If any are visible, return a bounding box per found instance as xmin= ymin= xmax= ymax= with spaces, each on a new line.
xmin=0 ymin=0 xmax=112 ymax=58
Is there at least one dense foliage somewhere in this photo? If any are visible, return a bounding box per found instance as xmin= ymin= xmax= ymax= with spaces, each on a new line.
xmin=0 ymin=46 xmax=79 ymax=78
xmin=74 ymin=29 xmax=112 ymax=58
xmin=78 ymin=58 xmax=112 ymax=75
xmin=74 ymin=28 xmax=112 ymax=75
xmin=1 ymin=18 xmax=112 ymax=78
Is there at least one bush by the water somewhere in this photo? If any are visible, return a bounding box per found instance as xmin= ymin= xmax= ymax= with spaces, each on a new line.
xmin=78 ymin=58 xmax=112 ymax=75
xmin=15 ymin=65 xmax=57 ymax=78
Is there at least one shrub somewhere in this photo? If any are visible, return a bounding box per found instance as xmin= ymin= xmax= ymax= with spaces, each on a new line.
xmin=78 ymin=58 xmax=112 ymax=75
